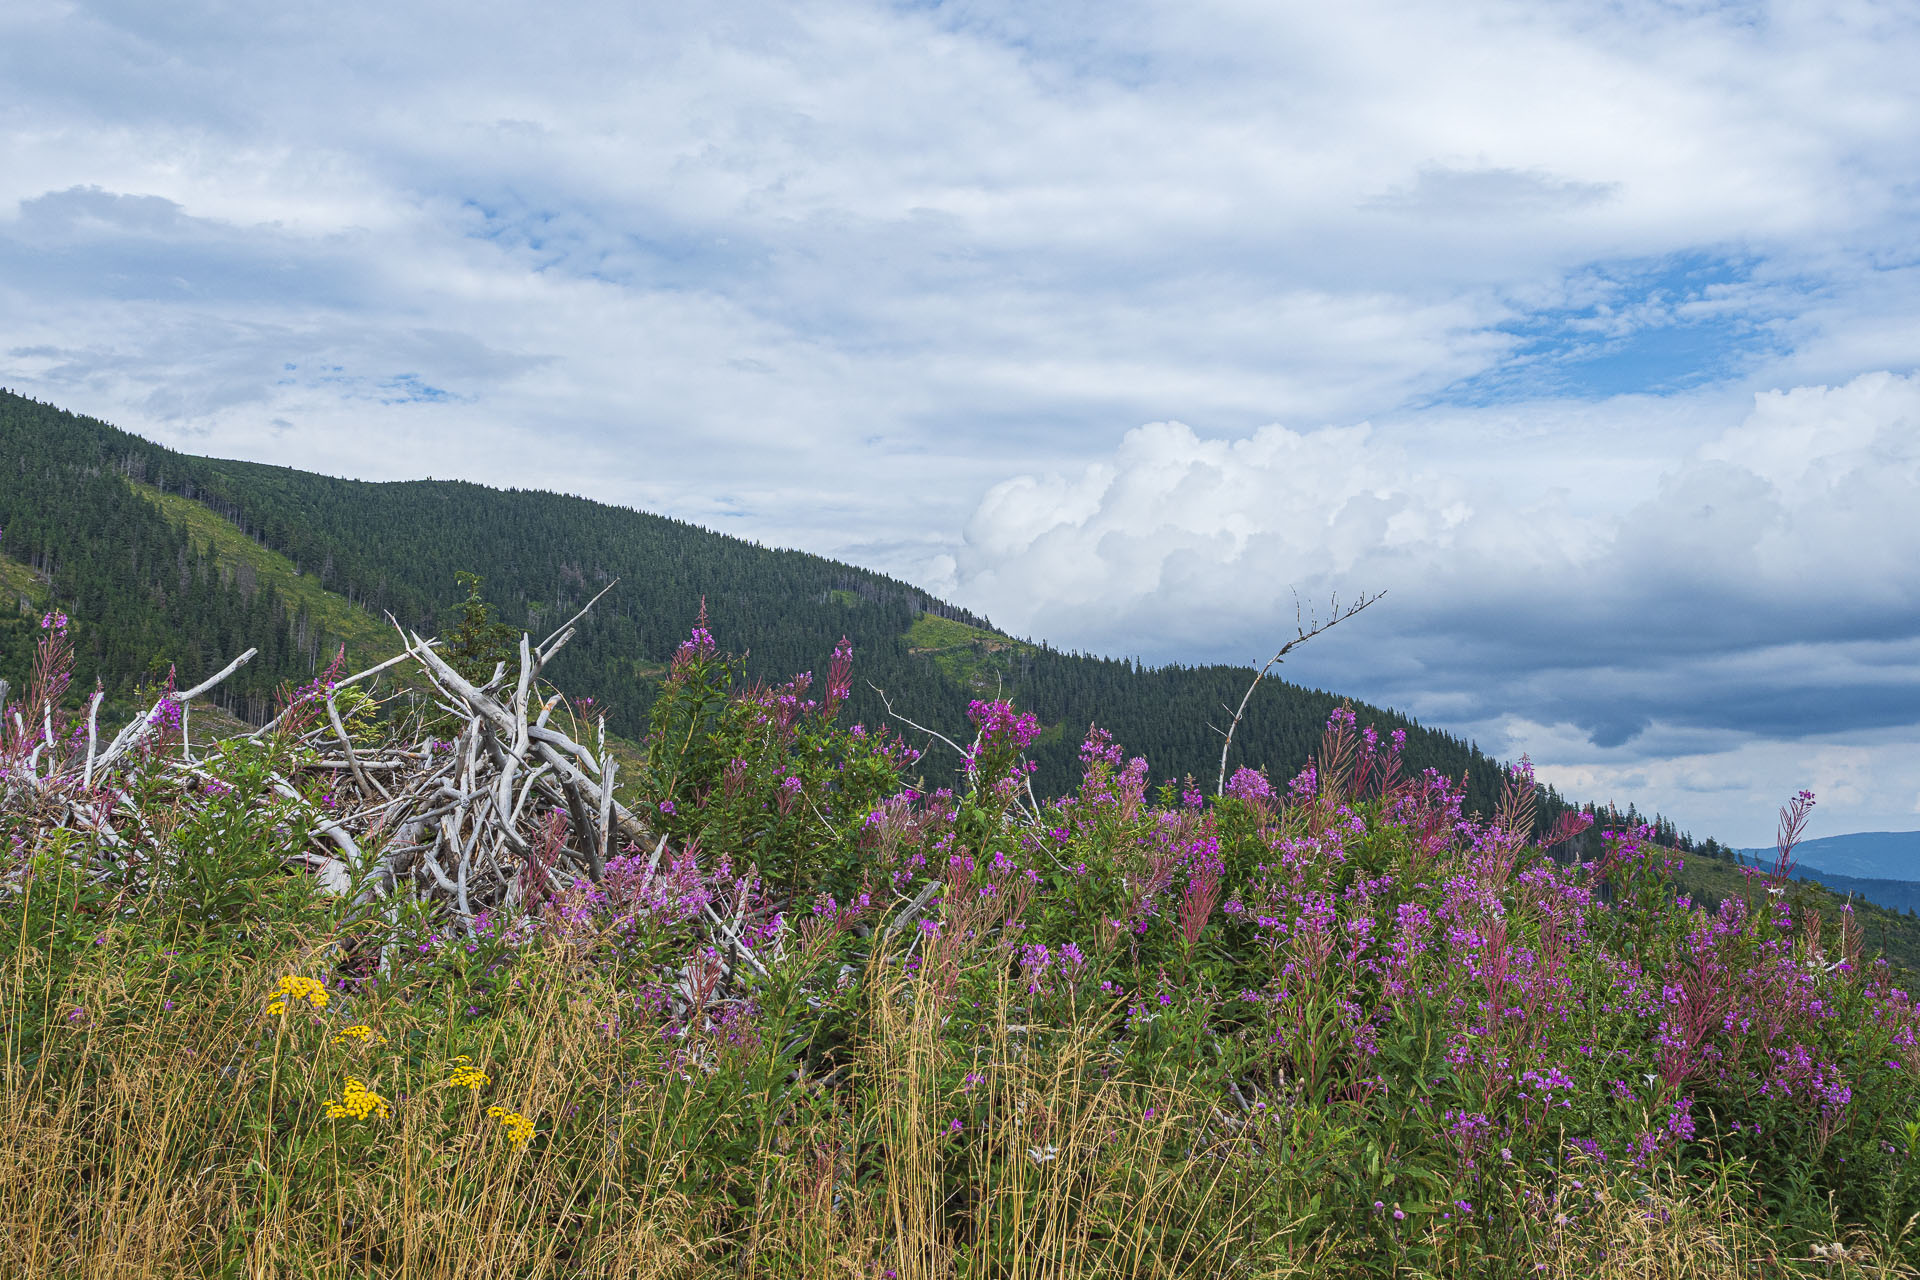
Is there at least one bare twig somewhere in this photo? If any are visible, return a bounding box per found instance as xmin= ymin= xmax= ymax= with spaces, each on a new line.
xmin=250 ymin=645 xmax=423 ymax=740
xmin=179 ymin=648 xmax=260 ymax=703
xmin=327 ymin=694 xmax=387 ymax=800
xmin=884 ymin=879 xmax=945 ymax=938
xmin=1214 ymin=591 xmax=1384 ymax=796
xmin=595 ymin=756 xmax=616 ymax=881
xmin=536 ymin=578 xmax=620 ymax=664
xmin=81 ymin=687 xmax=104 ymax=787
xmin=95 ymin=647 xmax=258 ymax=775
xmin=869 ymin=681 xmax=969 ymax=761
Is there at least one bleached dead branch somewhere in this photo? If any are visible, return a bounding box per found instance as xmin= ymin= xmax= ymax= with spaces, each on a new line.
xmin=1213 ymin=590 xmax=1384 ymax=796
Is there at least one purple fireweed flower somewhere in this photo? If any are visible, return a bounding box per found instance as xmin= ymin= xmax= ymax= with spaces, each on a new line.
xmin=1020 ymin=943 xmax=1052 ymax=993
xmin=825 ymin=636 xmax=854 ymax=709
xmin=968 ymin=699 xmax=1040 ymax=751
xmin=1666 ymin=1097 xmax=1697 ymax=1143
xmin=1771 ymin=789 xmax=1817 ymax=880
xmin=1224 ymin=766 xmax=1273 ymax=801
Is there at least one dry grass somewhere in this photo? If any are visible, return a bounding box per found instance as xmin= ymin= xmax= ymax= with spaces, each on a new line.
xmin=0 ymin=928 xmax=1282 ymax=1279
xmin=857 ymin=948 xmax=1291 ymax=1280
xmin=2 ymin=938 xmax=696 ymax=1278
xmin=3 ymin=918 xmax=1911 ymax=1279
xmin=1482 ymin=1163 xmax=1918 ymax=1280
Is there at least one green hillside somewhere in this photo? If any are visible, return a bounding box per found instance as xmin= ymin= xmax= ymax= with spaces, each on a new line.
xmin=1 ymin=388 xmax=1536 ymax=807
xmin=0 ymin=553 xmax=42 ymax=612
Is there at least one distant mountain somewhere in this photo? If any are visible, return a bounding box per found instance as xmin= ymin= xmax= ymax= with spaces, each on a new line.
xmin=1735 ymin=831 xmax=1920 ymax=884
xmin=1793 ymin=868 xmax=1920 ymax=915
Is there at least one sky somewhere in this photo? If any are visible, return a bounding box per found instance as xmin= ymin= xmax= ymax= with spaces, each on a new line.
xmin=3 ymin=0 xmax=1918 ymax=846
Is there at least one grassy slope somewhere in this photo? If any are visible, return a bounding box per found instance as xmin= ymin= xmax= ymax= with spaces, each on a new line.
xmin=130 ymin=481 xmax=396 ymax=670
xmin=906 ymin=611 xmax=1037 ymax=690
xmin=0 ymin=553 xmax=43 ymax=612
xmin=904 ymin=613 xmax=1082 ymax=752
xmin=9 ymin=739 xmax=1916 ymax=1274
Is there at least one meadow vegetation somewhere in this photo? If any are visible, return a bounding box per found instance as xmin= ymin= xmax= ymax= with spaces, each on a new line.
xmin=3 ymin=608 xmax=1918 ymax=1278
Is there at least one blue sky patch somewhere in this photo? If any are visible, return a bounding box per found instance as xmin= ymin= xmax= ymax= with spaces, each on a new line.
xmin=378 ymin=374 xmax=453 ymax=405
xmin=1433 ymin=250 xmax=1796 ymax=405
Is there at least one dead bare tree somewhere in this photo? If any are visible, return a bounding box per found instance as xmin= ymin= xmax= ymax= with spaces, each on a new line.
xmin=1213 ymin=590 xmax=1384 ymax=796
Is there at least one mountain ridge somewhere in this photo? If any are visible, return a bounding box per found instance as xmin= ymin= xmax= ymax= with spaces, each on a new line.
xmin=1734 ymin=830 xmax=1920 ymax=883
xmin=0 ymin=388 xmax=1656 ymax=828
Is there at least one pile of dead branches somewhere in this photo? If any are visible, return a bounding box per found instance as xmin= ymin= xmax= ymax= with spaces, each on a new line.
xmin=277 ymin=586 xmax=660 ymax=924
xmin=0 ymin=614 xmax=263 ymax=856
xmin=1 ymin=590 xmax=662 ymax=935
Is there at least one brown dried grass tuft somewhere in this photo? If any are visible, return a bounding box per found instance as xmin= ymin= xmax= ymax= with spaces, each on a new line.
xmin=1505 ymin=1163 xmax=1918 ymax=1280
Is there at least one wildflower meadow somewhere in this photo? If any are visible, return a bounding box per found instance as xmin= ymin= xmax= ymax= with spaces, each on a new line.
xmin=2 ymin=609 xmax=1918 ymax=1277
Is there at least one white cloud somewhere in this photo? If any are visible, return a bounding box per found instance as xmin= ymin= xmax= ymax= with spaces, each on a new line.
xmin=951 ymin=371 xmax=1920 ymax=842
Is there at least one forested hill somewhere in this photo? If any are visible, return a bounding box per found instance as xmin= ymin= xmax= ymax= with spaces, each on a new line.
xmin=2 ymin=387 xmax=1571 ymax=822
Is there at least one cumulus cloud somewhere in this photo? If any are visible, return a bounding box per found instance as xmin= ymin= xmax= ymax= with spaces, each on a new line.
xmin=952 ymin=372 xmax=1920 ymax=842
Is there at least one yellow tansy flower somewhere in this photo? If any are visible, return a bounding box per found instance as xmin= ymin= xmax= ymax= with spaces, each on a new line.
xmin=324 ymin=1077 xmax=392 ymax=1122
xmin=444 ymin=1062 xmax=491 ymax=1091
xmin=266 ymin=975 xmax=330 ymax=1016
xmin=331 ymin=1024 xmax=387 ymax=1046
xmin=486 ymin=1105 xmax=536 ymax=1146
